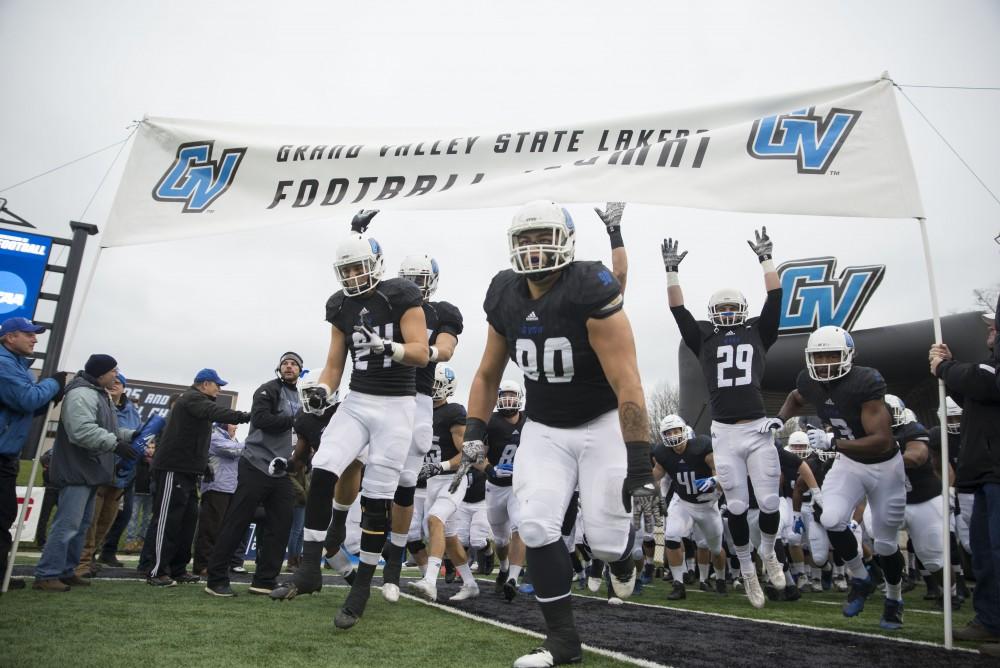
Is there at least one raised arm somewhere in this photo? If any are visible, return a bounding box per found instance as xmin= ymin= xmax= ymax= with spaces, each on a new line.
xmin=594 ymin=202 xmax=628 ymax=295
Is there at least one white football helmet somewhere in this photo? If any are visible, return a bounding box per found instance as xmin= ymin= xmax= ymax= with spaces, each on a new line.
xmin=497 ymin=379 xmax=525 ymax=414
xmin=432 ymin=365 xmax=457 ymax=402
xmin=805 ymin=326 xmax=855 ymax=381
xmin=785 ymin=431 xmax=813 ymax=459
xmin=659 ymin=414 xmax=688 ymax=448
xmin=945 ymin=396 xmax=962 ymax=434
xmin=297 ymin=379 xmax=339 ymax=415
xmin=708 ymin=288 xmax=748 ymax=327
xmin=508 ymin=200 xmax=576 ymax=275
xmin=398 ymin=254 xmax=440 ymax=301
xmin=334 ymin=233 xmax=384 ymax=296
xmin=902 ymin=408 xmax=917 ymax=425
xmin=884 ymin=394 xmax=906 ymax=428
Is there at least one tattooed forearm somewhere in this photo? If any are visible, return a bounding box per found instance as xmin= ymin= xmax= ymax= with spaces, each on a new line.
xmin=620 ymin=401 xmax=650 ymax=442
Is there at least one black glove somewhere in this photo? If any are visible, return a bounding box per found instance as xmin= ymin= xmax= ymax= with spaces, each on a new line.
xmin=49 ymin=371 xmax=69 ymax=390
xmin=622 ymin=441 xmax=656 ymax=513
xmin=114 ymin=440 xmax=138 ymax=461
xmin=236 ymin=411 xmax=251 ymax=424
xmin=350 ymin=209 xmax=379 ymax=233
xmin=594 ymin=202 xmax=625 ymax=249
xmin=203 ymin=466 xmax=215 ymax=483
xmin=418 ymin=462 xmax=443 ymax=483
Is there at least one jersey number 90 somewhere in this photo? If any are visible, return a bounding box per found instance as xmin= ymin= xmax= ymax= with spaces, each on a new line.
xmin=515 ymin=337 xmax=574 ymax=383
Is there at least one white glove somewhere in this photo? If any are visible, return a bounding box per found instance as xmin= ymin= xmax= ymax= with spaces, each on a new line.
xmin=353 ymin=324 xmax=387 ymax=355
xmin=759 ymin=417 xmax=784 ymax=434
xmin=809 ymin=487 xmax=823 ymax=509
xmin=268 ymin=457 xmax=288 ymax=476
xmin=807 ymin=429 xmax=835 ymax=451
xmin=695 ymin=476 xmax=717 ymax=493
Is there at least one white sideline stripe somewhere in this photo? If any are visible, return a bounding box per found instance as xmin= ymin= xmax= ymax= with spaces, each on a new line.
xmin=809 ymin=599 xmax=943 ymax=616
xmin=396 ymin=590 xmax=671 ymax=668
xmin=565 ymin=588 xmax=979 ymax=653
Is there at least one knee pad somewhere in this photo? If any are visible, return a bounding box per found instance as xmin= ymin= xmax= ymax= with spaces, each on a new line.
xmin=758 ymin=509 xmax=780 ymax=535
xmin=393 ymin=485 xmax=416 ymax=508
xmin=727 ymin=510 xmax=751 ymax=547
xmin=757 ymin=493 xmax=780 ymax=515
xmin=519 ymin=518 xmax=559 ymax=549
xmin=727 ymin=499 xmax=748 ymax=516
xmin=665 ymin=539 xmax=682 ymax=550
xmin=819 ymin=511 xmax=847 ymax=532
xmin=360 ymin=497 xmax=391 ymax=533
xmin=873 ymin=538 xmax=898 ymax=557
xmin=406 ymin=540 xmax=425 ymax=555
xmin=397 ymin=469 xmax=417 ymax=490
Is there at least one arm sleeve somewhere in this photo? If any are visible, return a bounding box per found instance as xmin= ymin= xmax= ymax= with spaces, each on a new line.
xmin=937 ymin=360 xmax=1000 ymax=402
xmin=669 ymin=305 xmax=702 ymax=356
xmin=210 ymin=432 xmax=244 ymax=459
xmin=250 ymin=385 xmax=294 ymax=433
xmin=758 ymin=288 xmax=783 ymax=349
xmin=186 ymin=394 xmax=248 ymax=425
xmin=0 ymin=361 xmax=59 ymax=413
xmin=62 ymin=391 xmax=117 ymax=453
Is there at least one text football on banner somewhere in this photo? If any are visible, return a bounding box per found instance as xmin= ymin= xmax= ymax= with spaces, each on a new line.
xmin=104 ymin=75 xmax=923 ymax=246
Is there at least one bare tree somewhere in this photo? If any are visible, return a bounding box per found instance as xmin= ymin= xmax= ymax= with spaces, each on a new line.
xmin=973 ymin=284 xmax=999 ymax=313
xmin=646 ymin=381 xmax=680 ymax=443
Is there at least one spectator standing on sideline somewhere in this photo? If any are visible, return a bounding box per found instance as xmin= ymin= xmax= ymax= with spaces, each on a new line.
xmin=33 ymin=354 xmax=136 ymax=592
xmin=0 ymin=317 xmax=65 ymax=591
xmin=75 ymin=373 xmax=141 ymax=577
xmin=99 ymin=389 xmax=143 ymax=566
xmin=192 ymin=423 xmax=243 ymax=575
xmin=147 ymin=369 xmax=249 ymax=587
xmin=137 ymin=395 xmax=178 ymax=575
xmin=125 ymin=439 xmax=155 ymax=553
xmin=930 ymin=296 xmax=1000 ymax=652
xmin=33 ymin=450 xmax=57 ymax=549
xmin=205 ymin=352 xmax=302 ymax=597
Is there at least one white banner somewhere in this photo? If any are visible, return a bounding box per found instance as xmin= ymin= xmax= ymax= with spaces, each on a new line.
xmin=15 ymin=486 xmax=44 ymax=539
xmin=104 ymin=75 xmax=923 ymax=246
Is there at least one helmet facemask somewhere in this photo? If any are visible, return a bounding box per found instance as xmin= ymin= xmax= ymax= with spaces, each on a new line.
xmin=709 ymin=301 xmax=748 ymax=327
xmin=508 ymin=202 xmax=575 ymax=278
xmin=334 ymin=236 xmax=384 ymax=296
xmin=399 ymin=255 xmax=440 ymax=301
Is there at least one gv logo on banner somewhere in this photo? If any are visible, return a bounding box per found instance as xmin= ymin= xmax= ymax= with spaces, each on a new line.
xmin=153 ymin=141 xmax=246 ymax=212
xmin=747 ymin=107 xmax=862 ymax=174
xmin=778 ymin=256 xmax=884 ymax=335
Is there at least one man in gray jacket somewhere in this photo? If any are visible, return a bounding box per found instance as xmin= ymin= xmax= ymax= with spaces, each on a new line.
xmin=33 ymin=354 xmax=137 ymax=592
xmin=205 ymin=352 xmax=302 ymax=597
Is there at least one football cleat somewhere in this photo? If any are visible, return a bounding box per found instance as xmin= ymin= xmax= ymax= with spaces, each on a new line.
xmin=784 ymin=584 xmax=801 ymax=602
xmin=496 ymin=569 xmax=509 ymax=595
xmin=519 ymin=582 xmax=535 ymax=595
xmin=799 ymin=579 xmax=814 ymax=594
xmin=667 ymin=581 xmax=686 ymax=600
xmin=334 ymin=607 xmax=361 ymax=630
xmin=715 ymin=578 xmax=728 ymax=596
xmin=609 ymin=565 xmax=637 ymax=600
xmin=513 ymin=646 xmax=583 ymax=668
xmin=879 ymin=598 xmax=904 ymax=630
xmin=833 ymin=574 xmax=849 ymax=592
xmin=744 ymin=572 xmax=766 ymax=609
xmin=842 ymin=576 xmax=877 ymax=617
xmin=586 ymin=576 xmax=602 ymax=593
xmin=381 ymin=583 xmax=400 ymax=603
xmin=443 ymin=560 xmax=456 ymax=584
xmin=503 ymin=578 xmax=519 ymax=602
xmin=407 ymin=579 xmax=437 ymax=602
xmin=269 ymin=580 xmax=320 ymax=601
xmin=763 ymin=555 xmax=786 ymax=590
xmin=821 ymin=569 xmax=833 ymax=591
xmin=450 ymin=583 xmax=480 ymax=602
xmin=698 ymin=580 xmax=709 ymax=592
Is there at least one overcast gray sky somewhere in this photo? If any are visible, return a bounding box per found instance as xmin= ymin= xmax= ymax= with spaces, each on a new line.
xmin=2 ymin=0 xmax=998 ymax=425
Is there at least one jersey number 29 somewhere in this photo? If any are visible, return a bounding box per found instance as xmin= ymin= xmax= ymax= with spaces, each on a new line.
xmin=717 ymin=344 xmax=753 ymax=388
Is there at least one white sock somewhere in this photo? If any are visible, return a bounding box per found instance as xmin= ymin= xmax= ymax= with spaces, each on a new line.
xmin=508 ymin=564 xmax=523 ymax=582
xmin=698 ymin=562 xmax=710 ymax=582
xmin=389 ymin=532 xmax=407 ymax=548
xmin=735 ymin=544 xmax=755 ymax=577
xmin=670 ymin=564 xmax=687 ymax=583
xmin=759 ymin=532 xmax=777 ymax=559
xmin=457 ymin=562 xmax=475 ymax=586
xmin=845 ymin=555 xmax=869 ymax=581
xmin=329 ymin=550 xmax=353 ymax=575
xmin=425 ymin=556 xmax=442 ymax=582
xmin=885 ymin=581 xmax=902 ymax=601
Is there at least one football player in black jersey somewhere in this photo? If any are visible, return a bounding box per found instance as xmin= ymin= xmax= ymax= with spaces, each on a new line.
xmin=930 ymin=397 xmax=970 ymax=554
xmin=270 ymin=213 xmax=430 ymax=631
xmin=459 ymin=201 xmax=656 ymax=668
xmin=652 ymin=415 xmax=727 ymax=599
xmin=481 ymin=379 xmax=528 ymax=601
xmin=663 ymin=227 xmax=784 ymax=608
xmin=409 ymin=365 xmax=481 ymax=602
xmin=787 ymin=430 xmax=832 ymax=592
xmin=379 ymin=253 xmax=464 ymax=604
xmin=778 ymin=326 xmax=906 ymax=630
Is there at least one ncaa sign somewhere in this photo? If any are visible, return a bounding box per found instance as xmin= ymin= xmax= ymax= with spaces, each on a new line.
xmin=777 ymin=256 xmax=884 ymax=335
xmin=747 ymin=107 xmax=862 ymax=174
xmin=0 ymin=230 xmax=53 ymax=321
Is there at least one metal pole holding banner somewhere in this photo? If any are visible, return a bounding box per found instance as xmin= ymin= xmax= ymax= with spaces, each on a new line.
xmin=917 ymin=216 xmax=953 ymax=649
xmin=2 ymin=221 xmax=99 ymax=593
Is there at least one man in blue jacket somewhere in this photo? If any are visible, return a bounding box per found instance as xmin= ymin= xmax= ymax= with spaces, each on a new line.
xmin=0 ymin=317 xmax=65 ymax=591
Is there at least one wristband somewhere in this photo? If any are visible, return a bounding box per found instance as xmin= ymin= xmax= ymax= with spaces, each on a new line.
xmin=389 ymin=342 xmax=406 ymax=363
xmin=760 ymin=259 xmax=775 ymax=274
xmin=442 ymin=461 xmax=452 ymax=472
xmin=625 ymin=440 xmax=653 ymax=474
xmin=608 ymin=229 xmax=624 ymax=249
xmin=428 ymin=345 xmax=439 ymax=362
xmin=666 ymin=272 xmax=680 ymax=287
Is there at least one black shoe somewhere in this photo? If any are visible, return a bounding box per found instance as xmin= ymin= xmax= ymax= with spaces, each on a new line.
xmin=174 ymin=572 xmax=201 ymax=584
xmin=503 ymin=578 xmax=518 ymax=602
xmin=478 ymin=550 xmax=495 ymax=576
xmin=879 ymin=598 xmax=904 ymax=630
xmin=381 ymin=554 xmax=402 ymax=587
xmin=784 ymin=584 xmax=801 ymax=602
xmin=443 ymin=559 xmax=456 ymax=584
xmin=956 ymin=575 xmax=971 ymax=602
xmin=270 ymin=553 xmax=324 ymax=600
xmin=953 ymin=619 xmax=1000 ymax=643
xmin=683 ymin=569 xmax=695 ymax=585
xmin=715 ymin=578 xmax=728 ymax=595
xmin=147 ymin=575 xmax=176 ymax=588
xmin=334 ymin=584 xmax=371 ymax=629
xmin=667 ymin=581 xmax=686 ymax=600
xmin=765 ymin=582 xmax=783 ymax=602
xmin=843 ymin=576 xmax=876 ymax=617
xmin=98 ymin=554 xmax=124 ymax=568
xmin=204 ymin=584 xmax=236 ymax=597
xmin=495 ymin=569 xmax=509 ymax=595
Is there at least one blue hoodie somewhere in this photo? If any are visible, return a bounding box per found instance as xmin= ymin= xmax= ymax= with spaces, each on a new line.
xmin=0 ymin=344 xmax=59 ymax=456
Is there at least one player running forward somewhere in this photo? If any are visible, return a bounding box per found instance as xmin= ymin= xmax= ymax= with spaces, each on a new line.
xmin=408 ymin=364 xmax=480 ymax=602
xmin=663 ymin=227 xmax=784 ymax=608
xmin=381 ymin=253 xmax=463 ymax=603
xmin=269 ymin=212 xmax=429 ymax=632
xmin=652 ymin=415 xmax=727 ymax=600
xmin=779 ymin=326 xmax=907 ymax=630
xmin=480 ymin=379 xmax=528 ymax=601
xmin=459 ymin=201 xmax=656 ymax=668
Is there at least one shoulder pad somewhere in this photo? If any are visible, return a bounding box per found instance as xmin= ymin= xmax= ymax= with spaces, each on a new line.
xmin=849 ymin=365 xmax=887 ymax=402
xmin=484 ymin=270 xmax=518 ymax=315
xmin=565 ymin=261 xmax=622 ymax=318
xmin=378 ymin=278 xmax=423 ymax=310
xmin=446 ymin=402 xmax=468 ymax=425
xmin=432 ymin=300 xmax=465 ymax=335
xmin=691 ymin=434 xmax=714 ymax=455
xmin=651 ymin=443 xmax=669 ymax=465
xmin=325 ymin=291 xmax=347 ymax=325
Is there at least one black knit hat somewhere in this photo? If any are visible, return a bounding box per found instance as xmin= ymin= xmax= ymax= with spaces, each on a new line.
xmin=278 ymin=351 xmax=303 ymax=370
xmin=84 ymin=354 xmax=117 ymax=378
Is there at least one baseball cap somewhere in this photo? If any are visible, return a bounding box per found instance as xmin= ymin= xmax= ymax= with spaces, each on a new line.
xmin=194 ymin=368 xmax=228 ymax=386
xmin=983 ymin=312 xmax=996 ymax=326
xmin=116 ymin=372 xmax=128 ymax=387
xmin=0 ymin=317 xmax=45 ymax=335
